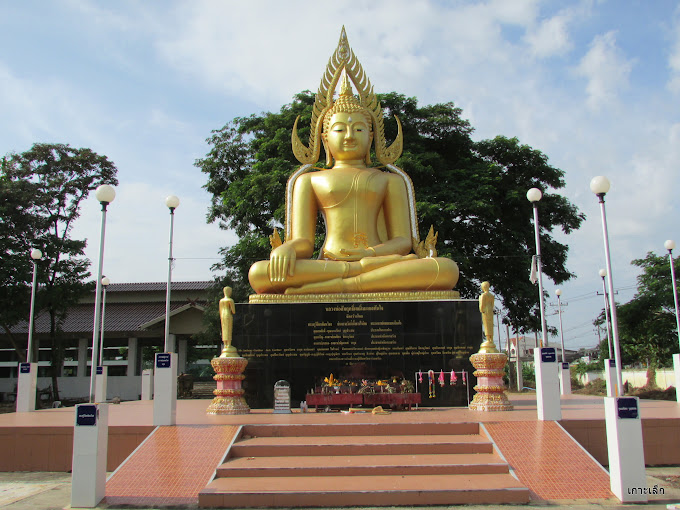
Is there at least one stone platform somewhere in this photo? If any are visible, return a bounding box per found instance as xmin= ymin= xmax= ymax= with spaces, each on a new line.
xmin=232 ymin=299 xmax=482 ymax=408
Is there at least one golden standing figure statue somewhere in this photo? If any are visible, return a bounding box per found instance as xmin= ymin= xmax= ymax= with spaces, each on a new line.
xmin=248 ymin=28 xmax=459 ymax=297
xmin=219 ymin=286 xmax=238 ymax=357
xmin=208 ymin=285 xmax=250 ymax=415
xmin=478 ymin=281 xmax=498 ymax=354
xmin=469 ymin=280 xmax=512 ymax=411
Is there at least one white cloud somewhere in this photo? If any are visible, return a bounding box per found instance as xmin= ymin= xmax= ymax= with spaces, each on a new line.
xmin=667 ymin=10 xmax=680 ymax=92
xmin=576 ymin=31 xmax=634 ymax=110
xmin=525 ymin=12 xmax=573 ymax=58
xmin=0 ymin=64 xmax=66 ymax=145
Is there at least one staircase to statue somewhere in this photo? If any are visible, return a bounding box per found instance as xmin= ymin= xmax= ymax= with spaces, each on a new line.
xmin=191 ymin=381 xmax=218 ymax=399
xmin=199 ymin=422 xmax=530 ymax=507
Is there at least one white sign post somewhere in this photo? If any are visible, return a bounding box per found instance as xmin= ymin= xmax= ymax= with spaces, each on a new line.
xmin=94 ymin=365 xmax=108 ymax=402
xmin=141 ymin=368 xmax=153 ymax=400
xmin=71 ymin=403 xmax=108 ymax=508
xmin=673 ymin=354 xmax=680 ymax=403
xmin=559 ymin=362 xmax=571 ymax=395
xmin=604 ymin=359 xmax=617 ymax=397
xmin=604 ymin=396 xmax=647 ymax=502
xmin=16 ymin=363 xmax=38 ymax=412
xmin=534 ymin=347 xmax=561 ymax=421
xmin=153 ymin=353 xmax=177 ymax=425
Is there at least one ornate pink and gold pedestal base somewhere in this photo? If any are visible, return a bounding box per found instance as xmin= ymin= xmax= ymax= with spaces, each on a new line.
xmin=206 ymin=357 xmax=250 ymax=415
xmin=468 ymin=352 xmax=513 ymax=411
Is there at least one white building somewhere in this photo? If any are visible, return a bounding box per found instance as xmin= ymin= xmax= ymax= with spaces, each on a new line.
xmin=0 ymin=281 xmax=215 ymax=402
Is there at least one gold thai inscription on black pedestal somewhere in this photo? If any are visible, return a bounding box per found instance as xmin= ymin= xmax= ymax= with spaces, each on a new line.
xmin=233 ymin=300 xmax=481 ymax=408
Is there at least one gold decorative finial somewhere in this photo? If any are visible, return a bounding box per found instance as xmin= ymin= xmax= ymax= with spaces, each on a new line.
xmin=269 ymin=228 xmax=282 ymax=250
xmin=337 ymin=26 xmax=350 ymax=60
xmin=414 ymin=225 xmax=438 ymax=258
xmin=339 ymin=69 xmax=352 ymax=97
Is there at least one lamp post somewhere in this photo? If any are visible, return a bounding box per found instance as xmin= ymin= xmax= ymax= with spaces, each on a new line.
xmin=555 ymin=288 xmax=571 ymax=395
xmin=527 ymin=188 xmax=560 ymax=420
xmin=94 ymin=275 xmax=111 ymax=403
xmin=591 ymin=177 xmax=648 ymax=503
xmin=599 ymin=268 xmax=613 ymax=359
xmin=17 ymin=248 xmax=43 ymax=412
xmin=98 ymin=277 xmax=110 ymax=366
xmin=555 ymin=289 xmax=566 ymax=363
xmin=89 ymin=184 xmax=115 ymax=403
xmin=665 ymin=240 xmax=680 ymax=350
xmin=590 ymin=176 xmax=623 ymax=394
xmin=154 ymin=195 xmax=180 ymax=426
xmin=494 ymin=307 xmax=503 ymax=351
xmin=26 ymin=249 xmax=42 ymax=364
xmin=527 ymin=188 xmax=548 ymax=348
xmin=164 ymin=195 xmax=179 ymax=353
xmin=664 ymin=240 xmax=680 ymax=404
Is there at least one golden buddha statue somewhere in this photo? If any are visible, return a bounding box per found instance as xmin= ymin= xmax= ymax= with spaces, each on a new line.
xmin=248 ymin=28 xmax=459 ymax=298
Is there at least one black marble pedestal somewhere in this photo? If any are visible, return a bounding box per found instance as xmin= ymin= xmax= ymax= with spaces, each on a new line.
xmin=232 ymin=300 xmax=482 ymax=408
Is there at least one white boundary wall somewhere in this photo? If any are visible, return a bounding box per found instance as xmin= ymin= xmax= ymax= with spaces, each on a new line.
xmin=0 ymin=376 xmax=142 ymax=401
xmin=578 ymin=369 xmax=676 ymax=389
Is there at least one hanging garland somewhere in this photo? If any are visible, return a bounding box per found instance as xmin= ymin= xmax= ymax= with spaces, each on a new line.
xmin=428 ymin=370 xmax=435 ymax=398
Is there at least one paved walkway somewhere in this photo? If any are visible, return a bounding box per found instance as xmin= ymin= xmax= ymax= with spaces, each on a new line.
xmin=106 ymin=425 xmax=238 ymax=507
xmin=483 ymin=421 xmax=612 ymax=500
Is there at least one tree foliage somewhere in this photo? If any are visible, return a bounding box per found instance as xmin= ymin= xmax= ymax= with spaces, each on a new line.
xmin=196 ymin=92 xmax=584 ymax=332
xmin=1 ymin=143 xmax=118 ymax=400
xmin=614 ymin=252 xmax=680 ymax=368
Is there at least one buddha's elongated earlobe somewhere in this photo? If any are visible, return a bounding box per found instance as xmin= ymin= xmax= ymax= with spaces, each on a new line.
xmin=365 ymin=133 xmax=374 ymax=165
xmin=322 ymin=136 xmax=333 ymax=167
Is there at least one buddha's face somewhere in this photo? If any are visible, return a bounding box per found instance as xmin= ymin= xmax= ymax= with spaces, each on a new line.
xmin=324 ymin=112 xmax=372 ymax=163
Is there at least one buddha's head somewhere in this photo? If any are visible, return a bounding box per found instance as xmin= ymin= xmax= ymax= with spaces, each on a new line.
xmin=321 ymin=78 xmax=374 ymax=166
xmin=291 ymin=28 xmax=402 ymax=167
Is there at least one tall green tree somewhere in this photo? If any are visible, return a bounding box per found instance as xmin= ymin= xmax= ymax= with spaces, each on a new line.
xmin=0 ymin=161 xmax=43 ymax=360
xmin=196 ymin=92 xmax=584 ymax=332
xmin=1 ymin=143 xmax=118 ymax=400
xmin=614 ymin=252 xmax=680 ymax=372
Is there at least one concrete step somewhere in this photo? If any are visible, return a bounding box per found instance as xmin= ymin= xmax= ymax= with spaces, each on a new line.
xmin=217 ymin=452 xmax=509 ymax=477
xmin=242 ymin=422 xmax=479 ymax=437
xmin=230 ymin=434 xmax=493 ymax=457
xmin=199 ymin=473 xmax=530 ymax=507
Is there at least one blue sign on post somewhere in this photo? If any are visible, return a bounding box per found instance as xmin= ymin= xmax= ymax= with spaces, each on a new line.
xmin=609 ymin=359 xmax=616 ymax=367
xmin=562 ymin=362 xmax=569 ymax=370
xmin=156 ymin=353 xmax=171 ymax=369
xmin=19 ymin=363 xmax=31 ymax=374
xmin=96 ymin=366 xmax=103 ymax=375
xmin=617 ymin=397 xmax=639 ymax=419
xmin=76 ymin=404 xmax=98 ymax=426
xmin=541 ymin=347 xmax=556 ymax=363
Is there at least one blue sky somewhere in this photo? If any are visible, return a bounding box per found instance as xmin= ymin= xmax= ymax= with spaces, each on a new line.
xmin=2 ymin=0 xmax=680 ymax=352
